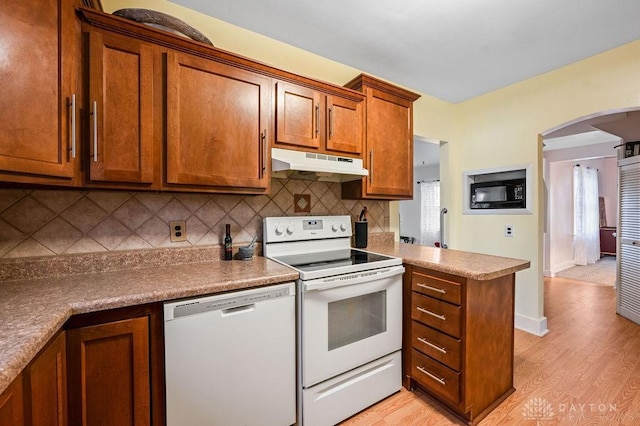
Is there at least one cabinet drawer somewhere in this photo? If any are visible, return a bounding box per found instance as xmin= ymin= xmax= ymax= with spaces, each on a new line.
xmin=411 ymin=293 xmax=461 ymax=338
xmin=411 ymin=272 xmax=461 ymax=305
xmin=412 ymin=349 xmax=460 ymax=404
xmin=411 ymin=321 xmax=461 ymax=371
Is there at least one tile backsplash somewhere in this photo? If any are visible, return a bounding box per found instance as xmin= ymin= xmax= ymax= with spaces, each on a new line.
xmin=0 ymin=179 xmax=389 ymax=259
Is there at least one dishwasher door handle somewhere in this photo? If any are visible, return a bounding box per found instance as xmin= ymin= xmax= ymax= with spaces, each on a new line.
xmin=221 ymin=304 xmax=255 ymax=316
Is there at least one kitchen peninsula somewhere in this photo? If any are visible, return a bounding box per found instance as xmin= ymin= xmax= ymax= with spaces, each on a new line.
xmin=368 ymin=239 xmax=530 ymax=425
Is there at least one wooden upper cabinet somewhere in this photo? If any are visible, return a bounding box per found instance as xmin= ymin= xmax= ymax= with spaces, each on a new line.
xmin=275 ymin=81 xmax=363 ymax=156
xmin=276 ymin=82 xmax=322 ymax=150
xmin=325 ymin=95 xmax=363 ymax=155
xmin=0 ymin=0 xmax=82 ymax=184
xmin=365 ymin=87 xmax=414 ymax=197
xmin=67 ymin=317 xmax=151 ymax=426
xmin=165 ymin=51 xmax=271 ymax=191
xmin=342 ymin=74 xmax=420 ymax=200
xmin=86 ymin=30 xmax=155 ymax=186
xmin=26 ymin=331 xmax=67 ymax=426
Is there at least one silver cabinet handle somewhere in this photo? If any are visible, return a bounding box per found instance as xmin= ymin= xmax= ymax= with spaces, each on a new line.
xmin=328 ymin=107 xmax=333 ymax=138
xmin=417 ymin=337 xmax=447 ymax=354
xmin=369 ymin=150 xmax=373 ymax=183
xmin=417 ymin=283 xmax=446 ymax=294
xmin=315 ymin=103 xmax=319 ymax=137
xmin=261 ymin=129 xmax=267 ymax=176
xmin=612 ymin=232 xmax=617 ymax=238
xmin=416 ymin=366 xmax=446 ymax=385
xmin=68 ymin=94 xmax=76 ymax=159
xmin=92 ymin=100 xmax=98 ymax=162
xmin=417 ymin=306 xmax=446 ymax=321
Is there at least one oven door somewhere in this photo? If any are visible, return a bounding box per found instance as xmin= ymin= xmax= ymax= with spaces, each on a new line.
xmin=301 ymin=265 xmax=404 ymax=387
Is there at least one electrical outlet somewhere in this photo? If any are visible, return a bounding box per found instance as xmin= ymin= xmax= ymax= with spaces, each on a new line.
xmin=170 ymin=221 xmax=187 ymax=242
xmin=505 ymin=225 xmax=514 ymax=237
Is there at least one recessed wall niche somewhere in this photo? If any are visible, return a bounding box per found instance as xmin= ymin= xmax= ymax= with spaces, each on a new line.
xmin=463 ymin=164 xmax=533 ymax=215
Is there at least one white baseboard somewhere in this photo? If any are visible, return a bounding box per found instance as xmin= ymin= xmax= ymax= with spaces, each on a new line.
xmin=515 ymin=314 xmax=549 ymax=336
xmin=550 ymin=261 xmax=575 ymax=276
xmin=543 ymin=269 xmax=554 ymax=277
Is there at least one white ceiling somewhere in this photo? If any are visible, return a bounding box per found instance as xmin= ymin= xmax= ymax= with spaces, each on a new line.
xmin=171 ymin=0 xmax=640 ymax=103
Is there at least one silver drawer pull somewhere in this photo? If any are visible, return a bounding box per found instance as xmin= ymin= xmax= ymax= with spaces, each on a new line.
xmin=417 ymin=366 xmax=446 ymax=385
xmin=417 ymin=337 xmax=447 ymax=354
xmin=417 ymin=306 xmax=446 ymax=321
xmin=417 ymin=283 xmax=446 ymax=294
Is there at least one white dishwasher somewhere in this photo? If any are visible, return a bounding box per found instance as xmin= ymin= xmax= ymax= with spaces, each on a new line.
xmin=164 ymin=282 xmax=296 ymax=426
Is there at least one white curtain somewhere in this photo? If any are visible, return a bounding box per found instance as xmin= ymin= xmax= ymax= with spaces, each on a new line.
xmin=420 ymin=181 xmax=440 ymax=247
xmin=573 ymin=166 xmax=600 ymax=265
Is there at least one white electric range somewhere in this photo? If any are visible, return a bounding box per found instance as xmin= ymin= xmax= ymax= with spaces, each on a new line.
xmin=263 ymin=215 xmax=404 ymax=426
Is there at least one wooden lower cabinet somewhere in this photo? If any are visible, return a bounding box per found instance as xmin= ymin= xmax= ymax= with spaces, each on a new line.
xmin=66 ymin=304 xmax=163 ymax=426
xmin=0 ymin=332 xmax=67 ymax=426
xmin=25 ymin=332 xmax=67 ymax=426
xmin=403 ymin=265 xmax=516 ymax=425
xmin=0 ymin=304 xmax=163 ymax=426
xmin=0 ymin=375 xmax=24 ymax=426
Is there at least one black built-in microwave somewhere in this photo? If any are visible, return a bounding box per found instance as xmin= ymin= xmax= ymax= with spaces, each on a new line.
xmin=470 ymin=178 xmax=525 ymax=209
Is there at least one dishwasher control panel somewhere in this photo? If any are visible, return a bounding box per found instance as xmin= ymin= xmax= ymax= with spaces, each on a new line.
xmin=164 ymin=282 xmax=295 ymax=320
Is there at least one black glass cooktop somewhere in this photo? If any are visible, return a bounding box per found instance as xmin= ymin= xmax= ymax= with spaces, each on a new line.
xmin=273 ymin=249 xmax=395 ymax=273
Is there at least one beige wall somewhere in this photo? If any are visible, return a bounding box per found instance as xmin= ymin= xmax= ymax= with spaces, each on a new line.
xmin=103 ymin=0 xmax=360 ymax=86
xmin=88 ymin=2 xmax=640 ymax=334
xmin=453 ymin=41 xmax=640 ymax=332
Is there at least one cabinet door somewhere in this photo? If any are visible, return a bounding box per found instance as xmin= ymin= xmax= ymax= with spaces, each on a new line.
xmin=166 ymin=51 xmax=270 ymax=189
xmin=0 ymin=0 xmax=80 ymax=181
xmin=0 ymin=376 xmax=24 ymax=426
xmin=67 ymin=317 xmax=150 ymax=426
xmin=275 ymin=82 xmax=322 ymax=150
xmin=27 ymin=332 xmax=67 ymax=426
xmin=325 ymin=95 xmax=363 ymax=155
xmin=365 ymin=87 xmax=413 ymax=198
xmin=88 ymin=31 xmax=154 ymax=184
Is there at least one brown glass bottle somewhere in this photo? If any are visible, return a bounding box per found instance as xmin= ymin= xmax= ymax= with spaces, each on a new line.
xmin=224 ymin=224 xmax=233 ymax=260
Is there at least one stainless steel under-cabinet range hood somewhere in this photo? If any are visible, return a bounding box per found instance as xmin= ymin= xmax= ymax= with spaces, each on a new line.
xmin=271 ymin=148 xmax=368 ymax=182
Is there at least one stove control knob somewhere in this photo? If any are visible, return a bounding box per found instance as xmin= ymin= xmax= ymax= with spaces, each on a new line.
xmin=331 ymin=223 xmax=339 ymax=232
xmin=275 ymin=225 xmax=284 ymax=235
xmin=340 ymin=223 xmax=347 ymax=232
xmin=286 ymin=225 xmax=295 ymax=235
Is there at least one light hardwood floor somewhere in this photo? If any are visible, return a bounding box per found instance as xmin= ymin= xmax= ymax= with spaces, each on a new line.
xmin=341 ymin=277 xmax=640 ymax=425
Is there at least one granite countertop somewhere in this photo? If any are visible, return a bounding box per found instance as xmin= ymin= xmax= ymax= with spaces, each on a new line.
xmin=0 ymin=239 xmax=530 ymax=396
xmin=0 ymin=248 xmax=298 ymax=396
xmin=366 ymin=241 xmax=531 ymax=280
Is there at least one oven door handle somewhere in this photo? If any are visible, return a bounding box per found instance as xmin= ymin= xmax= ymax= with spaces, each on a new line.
xmin=304 ymin=265 xmax=405 ymax=291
